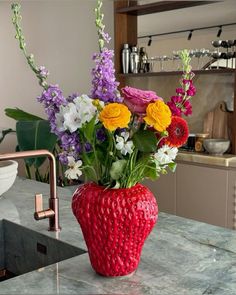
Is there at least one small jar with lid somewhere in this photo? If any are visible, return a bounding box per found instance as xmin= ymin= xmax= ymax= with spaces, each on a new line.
xmin=195 ymin=133 xmax=209 ymax=152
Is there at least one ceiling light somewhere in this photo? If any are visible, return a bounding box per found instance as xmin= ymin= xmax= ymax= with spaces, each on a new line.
xmin=217 ymin=26 xmax=222 ymax=38
xmin=148 ymin=36 xmax=152 ymax=46
xmin=187 ymin=30 xmax=193 ymax=41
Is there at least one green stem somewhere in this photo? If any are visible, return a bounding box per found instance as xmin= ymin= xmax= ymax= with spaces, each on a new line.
xmin=11 ymin=3 xmax=48 ymax=89
xmin=25 ymin=163 xmax=32 ymax=179
xmin=95 ymin=0 xmax=108 ymax=52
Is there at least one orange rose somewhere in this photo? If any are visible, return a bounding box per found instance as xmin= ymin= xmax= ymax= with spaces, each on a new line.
xmin=99 ymin=103 xmax=131 ymax=131
xmin=144 ymin=100 xmax=171 ymax=132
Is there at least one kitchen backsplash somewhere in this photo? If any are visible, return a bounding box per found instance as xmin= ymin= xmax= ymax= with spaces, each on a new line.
xmin=125 ymin=73 xmax=234 ymax=133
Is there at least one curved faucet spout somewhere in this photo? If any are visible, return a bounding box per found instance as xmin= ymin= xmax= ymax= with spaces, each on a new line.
xmin=0 ymin=149 xmax=61 ymax=232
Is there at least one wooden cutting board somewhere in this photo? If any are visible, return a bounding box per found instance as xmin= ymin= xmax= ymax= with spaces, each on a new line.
xmin=203 ymin=101 xmax=230 ymax=140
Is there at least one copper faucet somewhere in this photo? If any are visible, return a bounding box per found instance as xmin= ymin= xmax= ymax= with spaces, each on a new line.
xmin=0 ymin=149 xmax=61 ymax=232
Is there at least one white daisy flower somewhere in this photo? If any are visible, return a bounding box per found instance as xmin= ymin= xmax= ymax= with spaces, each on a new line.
xmin=63 ymin=103 xmax=82 ymax=132
xmin=154 ymin=145 xmax=178 ymax=165
xmin=64 ymin=156 xmax=83 ymax=180
xmin=57 ymin=94 xmax=99 ymax=133
xmin=55 ymin=105 xmax=70 ymax=132
xmin=115 ymin=131 xmax=134 ymax=156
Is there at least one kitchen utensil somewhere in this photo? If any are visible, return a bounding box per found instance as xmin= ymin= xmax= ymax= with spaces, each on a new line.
xmin=212 ymin=40 xmax=222 ymax=69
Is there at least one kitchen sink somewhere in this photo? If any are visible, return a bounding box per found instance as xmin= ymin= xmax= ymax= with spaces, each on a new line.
xmin=0 ymin=219 xmax=86 ymax=281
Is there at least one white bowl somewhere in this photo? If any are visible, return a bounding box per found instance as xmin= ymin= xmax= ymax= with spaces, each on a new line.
xmin=0 ymin=160 xmax=18 ymax=196
xmin=203 ymin=139 xmax=230 ymax=155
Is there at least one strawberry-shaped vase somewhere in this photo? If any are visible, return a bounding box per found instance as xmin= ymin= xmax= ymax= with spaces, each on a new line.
xmin=72 ymin=182 xmax=158 ymax=277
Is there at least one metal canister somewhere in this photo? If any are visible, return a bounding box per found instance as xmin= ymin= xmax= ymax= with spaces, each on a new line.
xmin=121 ymin=44 xmax=130 ymax=74
xmin=130 ymin=46 xmax=139 ymax=74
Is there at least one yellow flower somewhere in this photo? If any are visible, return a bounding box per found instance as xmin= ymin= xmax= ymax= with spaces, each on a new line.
xmin=144 ymin=100 xmax=171 ymax=132
xmin=99 ymin=103 xmax=131 ymax=131
xmin=92 ymin=99 xmax=104 ymax=111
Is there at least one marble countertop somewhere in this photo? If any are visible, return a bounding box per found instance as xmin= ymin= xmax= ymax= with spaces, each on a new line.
xmin=1 ymin=177 xmax=236 ymax=294
xmin=177 ymin=150 xmax=236 ymax=168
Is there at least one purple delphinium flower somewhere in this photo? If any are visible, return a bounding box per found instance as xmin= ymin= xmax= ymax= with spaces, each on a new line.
xmin=91 ymin=47 xmax=122 ymax=103
xmin=60 ymin=132 xmax=79 ymax=150
xmin=58 ymin=152 xmax=69 ymax=165
xmin=37 ymin=85 xmax=82 ymax=165
xmin=37 ymin=84 xmax=66 ymax=109
xmin=38 ymin=66 xmax=49 ymax=79
xmin=100 ymin=31 xmax=111 ymax=43
xmin=37 ymin=84 xmax=68 ymax=135
xmin=96 ymin=127 xmax=106 ymax=142
xmin=84 ymin=142 xmax=92 ymax=152
xmin=67 ymin=92 xmax=80 ymax=103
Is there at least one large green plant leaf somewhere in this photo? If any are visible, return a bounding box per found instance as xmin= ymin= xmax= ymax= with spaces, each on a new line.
xmin=16 ymin=120 xmax=57 ymax=168
xmin=133 ymin=130 xmax=157 ymax=152
xmin=5 ymin=108 xmax=43 ymax=121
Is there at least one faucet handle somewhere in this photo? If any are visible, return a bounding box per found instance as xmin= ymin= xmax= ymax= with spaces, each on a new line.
xmin=34 ymin=193 xmax=55 ymax=220
xmin=35 ymin=194 xmax=43 ymax=212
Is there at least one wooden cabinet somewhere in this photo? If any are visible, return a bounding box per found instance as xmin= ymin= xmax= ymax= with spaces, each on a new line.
xmin=176 ymin=164 xmax=228 ymax=227
xmin=143 ymin=162 xmax=236 ymax=229
xmin=143 ymin=172 xmax=176 ymax=215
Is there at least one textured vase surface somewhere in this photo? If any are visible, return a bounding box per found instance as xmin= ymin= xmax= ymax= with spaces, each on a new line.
xmin=72 ymin=182 xmax=158 ymax=277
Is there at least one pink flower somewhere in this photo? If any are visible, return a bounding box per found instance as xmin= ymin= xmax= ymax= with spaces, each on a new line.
xmin=121 ymin=86 xmax=162 ymax=115
xmin=176 ymin=88 xmax=185 ymax=95
xmin=171 ymin=95 xmax=183 ymax=103
xmin=187 ymin=84 xmax=196 ymax=96
xmin=182 ymin=79 xmax=192 ymax=85
xmin=183 ymin=101 xmax=192 ymax=116
xmin=167 ymin=101 xmax=182 ymax=116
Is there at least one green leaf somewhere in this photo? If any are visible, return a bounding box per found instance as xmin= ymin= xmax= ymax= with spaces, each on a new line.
xmin=110 ymin=159 xmax=127 ymax=180
xmin=168 ymin=162 xmax=177 ymax=172
xmin=82 ymin=116 xmax=96 ymax=143
xmin=133 ymin=130 xmax=157 ymax=152
xmin=143 ymin=160 xmax=159 ymax=181
xmin=5 ymin=108 xmax=43 ymax=121
xmin=16 ymin=120 xmax=57 ymax=168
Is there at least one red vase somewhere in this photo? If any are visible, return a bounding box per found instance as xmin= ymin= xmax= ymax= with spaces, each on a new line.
xmin=72 ymin=182 xmax=158 ymax=277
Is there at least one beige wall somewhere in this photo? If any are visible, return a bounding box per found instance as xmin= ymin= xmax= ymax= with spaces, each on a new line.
xmin=0 ymin=0 xmax=114 ymax=159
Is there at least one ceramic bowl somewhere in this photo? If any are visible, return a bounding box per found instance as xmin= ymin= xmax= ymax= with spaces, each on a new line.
xmin=0 ymin=160 xmax=18 ymax=196
xmin=203 ymin=139 xmax=230 ymax=155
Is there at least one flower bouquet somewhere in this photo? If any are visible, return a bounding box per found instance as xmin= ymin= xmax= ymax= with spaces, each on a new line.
xmin=12 ymin=0 xmax=196 ymax=276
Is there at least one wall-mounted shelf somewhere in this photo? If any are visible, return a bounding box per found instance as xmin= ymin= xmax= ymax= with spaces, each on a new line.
xmin=118 ymin=68 xmax=235 ymax=78
xmin=115 ymin=1 xmax=215 ymax=16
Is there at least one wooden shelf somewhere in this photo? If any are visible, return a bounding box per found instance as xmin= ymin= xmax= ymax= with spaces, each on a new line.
xmin=115 ymin=1 xmax=215 ymax=16
xmin=118 ymin=68 xmax=236 ymax=77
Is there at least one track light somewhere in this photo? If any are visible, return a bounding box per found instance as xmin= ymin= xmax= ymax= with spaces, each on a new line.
xmin=148 ymin=36 xmax=152 ymax=46
xmin=187 ymin=30 xmax=193 ymax=41
xmin=217 ymin=26 xmax=222 ymax=37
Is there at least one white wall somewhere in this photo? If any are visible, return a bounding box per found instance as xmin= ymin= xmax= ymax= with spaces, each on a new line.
xmin=0 ymin=0 xmax=114 ymax=156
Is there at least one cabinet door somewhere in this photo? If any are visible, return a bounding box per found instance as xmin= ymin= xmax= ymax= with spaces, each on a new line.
xmin=143 ymin=171 xmax=176 ymax=214
xmin=227 ymin=170 xmax=236 ymax=229
xmin=176 ymin=163 xmax=228 ymax=227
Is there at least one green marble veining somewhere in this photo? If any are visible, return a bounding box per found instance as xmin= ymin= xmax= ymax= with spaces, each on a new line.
xmin=1 ymin=177 xmax=236 ymax=294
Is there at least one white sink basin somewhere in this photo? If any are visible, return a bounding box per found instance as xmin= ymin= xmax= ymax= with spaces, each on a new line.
xmin=0 ymin=160 xmax=18 ymax=196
